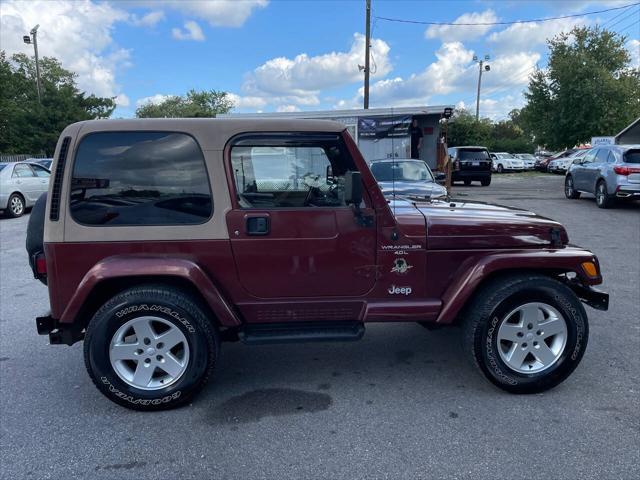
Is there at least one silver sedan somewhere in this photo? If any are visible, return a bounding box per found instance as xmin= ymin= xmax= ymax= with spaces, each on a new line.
xmin=0 ymin=162 xmax=51 ymax=218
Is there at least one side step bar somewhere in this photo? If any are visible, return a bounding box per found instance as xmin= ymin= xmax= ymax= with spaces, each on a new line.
xmin=239 ymin=321 xmax=365 ymax=345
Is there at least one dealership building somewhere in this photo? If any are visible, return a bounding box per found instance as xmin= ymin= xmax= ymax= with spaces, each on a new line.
xmin=219 ymin=105 xmax=454 ymax=170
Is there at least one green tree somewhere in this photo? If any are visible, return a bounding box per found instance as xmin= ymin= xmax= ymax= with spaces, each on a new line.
xmin=447 ymin=108 xmax=493 ymax=147
xmin=135 ymin=89 xmax=234 ymax=118
xmin=520 ymin=26 xmax=640 ymax=149
xmin=0 ymin=51 xmax=115 ymax=155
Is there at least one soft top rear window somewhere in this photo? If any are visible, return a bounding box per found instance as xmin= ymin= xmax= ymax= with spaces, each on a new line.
xmin=624 ymin=150 xmax=640 ymax=164
xmin=458 ymin=149 xmax=489 ymax=160
xmin=70 ymin=131 xmax=212 ymax=226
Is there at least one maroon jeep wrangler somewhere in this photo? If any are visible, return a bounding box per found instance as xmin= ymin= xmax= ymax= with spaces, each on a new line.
xmin=27 ymin=118 xmax=608 ymax=410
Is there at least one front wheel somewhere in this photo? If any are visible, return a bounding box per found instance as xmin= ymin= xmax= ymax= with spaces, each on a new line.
xmin=462 ymin=274 xmax=588 ymax=394
xmin=464 ymin=180 xmax=472 ymax=186
xmin=564 ymin=176 xmax=580 ymax=199
xmin=497 ymin=164 xmax=504 ymax=173
xmin=84 ymin=285 xmax=219 ymax=410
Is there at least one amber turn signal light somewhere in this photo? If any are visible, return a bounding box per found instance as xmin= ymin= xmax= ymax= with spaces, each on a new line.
xmin=581 ymin=261 xmax=598 ymax=278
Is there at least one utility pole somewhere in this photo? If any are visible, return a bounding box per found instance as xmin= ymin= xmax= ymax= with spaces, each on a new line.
xmin=474 ymin=54 xmax=490 ymax=121
xmin=363 ymin=0 xmax=371 ymax=109
xmin=23 ymin=24 xmax=42 ymax=104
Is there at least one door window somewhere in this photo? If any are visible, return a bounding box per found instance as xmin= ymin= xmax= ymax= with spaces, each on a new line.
xmin=31 ymin=164 xmax=51 ymax=177
xmin=582 ymin=150 xmax=597 ymax=163
xmin=12 ymin=164 xmax=35 ymax=178
xmin=230 ymin=137 xmax=355 ymax=209
xmin=595 ymin=149 xmax=609 ymax=163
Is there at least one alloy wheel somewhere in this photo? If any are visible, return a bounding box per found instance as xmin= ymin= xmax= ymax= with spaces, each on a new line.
xmin=596 ymin=183 xmax=605 ymax=206
xmin=496 ymin=302 xmax=568 ymax=374
xmin=109 ymin=316 xmax=190 ymax=390
xmin=10 ymin=196 xmax=24 ymax=216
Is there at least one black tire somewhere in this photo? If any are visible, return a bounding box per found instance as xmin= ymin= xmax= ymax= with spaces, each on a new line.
xmin=564 ymin=176 xmax=580 ymax=199
xmin=26 ymin=192 xmax=46 ymax=255
xmin=595 ymin=180 xmax=615 ymax=209
xmin=6 ymin=193 xmax=25 ymax=218
xmin=84 ymin=285 xmax=219 ymax=411
xmin=461 ymin=274 xmax=588 ymax=394
xmin=497 ymin=164 xmax=504 ymax=173
xmin=464 ymin=180 xmax=472 ymax=186
xmin=481 ymin=177 xmax=491 ymax=187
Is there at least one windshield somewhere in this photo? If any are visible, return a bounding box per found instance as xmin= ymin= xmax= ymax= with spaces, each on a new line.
xmin=495 ymin=153 xmax=514 ymax=159
xmin=458 ymin=149 xmax=489 ymax=160
xmin=0 ymin=164 xmax=7 ymax=171
xmin=370 ymin=161 xmax=434 ymax=182
xmin=518 ymin=154 xmax=535 ymax=160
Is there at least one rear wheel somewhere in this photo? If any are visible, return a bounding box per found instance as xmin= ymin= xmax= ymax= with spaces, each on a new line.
xmin=84 ymin=285 xmax=219 ymax=410
xmin=595 ymin=181 xmax=615 ymax=209
xmin=464 ymin=180 xmax=472 ymax=186
xmin=481 ymin=177 xmax=491 ymax=187
xmin=462 ymin=274 xmax=588 ymax=393
xmin=564 ymin=176 xmax=580 ymax=199
xmin=7 ymin=193 xmax=25 ymax=218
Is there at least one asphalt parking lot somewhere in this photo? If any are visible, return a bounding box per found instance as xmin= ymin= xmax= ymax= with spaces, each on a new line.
xmin=0 ymin=173 xmax=638 ymax=480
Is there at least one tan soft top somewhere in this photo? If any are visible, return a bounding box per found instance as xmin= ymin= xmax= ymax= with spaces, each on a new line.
xmin=68 ymin=118 xmax=346 ymax=150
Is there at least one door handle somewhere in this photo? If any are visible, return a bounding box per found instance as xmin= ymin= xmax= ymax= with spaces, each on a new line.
xmin=246 ymin=216 xmax=270 ymax=235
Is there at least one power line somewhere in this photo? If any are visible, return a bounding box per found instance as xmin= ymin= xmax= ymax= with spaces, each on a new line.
xmin=605 ymin=6 xmax=640 ymax=29
xmin=616 ymin=18 xmax=640 ymax=35
xmin=601 ymin=4 xmax=636 ymax=27
xmin=375 ymin=2 xmax=640 ymax=26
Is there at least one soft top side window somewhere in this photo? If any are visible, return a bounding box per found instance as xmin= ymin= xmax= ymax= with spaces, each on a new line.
xmin=70 ymin=131 xmax=212 ymax=226
xmin=229 ymin=133 xmax=358 ymax=209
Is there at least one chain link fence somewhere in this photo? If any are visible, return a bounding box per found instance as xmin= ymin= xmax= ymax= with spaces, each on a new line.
xmin=0 ymin=153 xmax=48 ymax=162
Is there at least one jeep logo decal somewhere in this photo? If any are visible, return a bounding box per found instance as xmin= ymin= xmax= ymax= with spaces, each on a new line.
xmin=388 ymin=285 xmax=412 ymax=295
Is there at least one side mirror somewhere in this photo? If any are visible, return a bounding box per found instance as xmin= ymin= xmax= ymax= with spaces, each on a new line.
xmin=434 ymin=172 xmax=446 ymax=185
xmin=344 ymin=171 xmax=363 ymax=206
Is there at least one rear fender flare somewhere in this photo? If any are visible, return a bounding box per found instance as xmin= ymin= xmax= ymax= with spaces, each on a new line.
xmin=436 ymin=248 xmax=601 ymax=324
xmin=59 ymin=256 xmax=241 ymax=327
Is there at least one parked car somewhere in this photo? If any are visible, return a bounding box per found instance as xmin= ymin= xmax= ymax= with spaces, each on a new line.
xmin=537 ymin=149 xmax=576 ymax=172
xmin=490 ymin=152 xmax=525 ymax=173
xmin=447 ymin=146 xmax=492 ymax=186
xmin=0 ymin=161 xmax=51 ymax=218
xmin=514 ymin=153 xmax=536 ymax=169
xmin=565 ymin=144 xmax=640 ymax=208
xmin=28 ymin=118 xmax=608 ymax=410
xmin=548 ymin=149 xmax=588 ymax=174
xmin=369 ymin=158 xmax=447 ymax=199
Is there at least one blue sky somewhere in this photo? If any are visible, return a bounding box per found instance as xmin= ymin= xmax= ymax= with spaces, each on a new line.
xmin=1 ymin=0 xmax=638 ymax=119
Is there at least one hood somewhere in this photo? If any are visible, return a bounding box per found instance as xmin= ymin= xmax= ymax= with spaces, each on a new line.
xmin=407 ymin=199 xmax=569 ymax=250
xmin=378 ymin=180 xmax=447 ymax=199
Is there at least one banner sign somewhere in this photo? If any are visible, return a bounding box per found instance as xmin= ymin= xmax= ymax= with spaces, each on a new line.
xmin=591 ymin=136 xmax=615 ymax=146
xmin=358 ymin=115 xmax=411 ymax=139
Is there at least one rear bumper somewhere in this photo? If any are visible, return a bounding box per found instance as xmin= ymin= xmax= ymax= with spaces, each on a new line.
xmin=36 ymin=314 xmax=84 ymax=345
xmin=616 ymin=185 xmax=640 ymax=198
xmin=452 ymin=170 xmax=491 ymax=181
xmin=568 ymin=282 xmax=609 ymax=311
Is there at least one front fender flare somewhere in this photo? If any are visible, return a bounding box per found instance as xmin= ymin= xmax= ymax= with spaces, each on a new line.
xmin=59 ymin=256 xmax=241 ymax=327
xmin=435 ymin=247 xmax=602 ymax=324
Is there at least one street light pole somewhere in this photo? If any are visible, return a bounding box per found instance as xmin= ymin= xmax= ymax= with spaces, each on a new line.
xmin=23 ymin=24 xmax=42 ymax=104
xmin=474 ymin=54 xmax=490 ymax=121
xmin=32 ymin=25 xmax=42 ymax=104
xmin=363 ymin=0 xmax=371 ymax=109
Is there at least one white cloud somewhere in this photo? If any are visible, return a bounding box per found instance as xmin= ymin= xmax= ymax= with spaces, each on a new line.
xmin=425 ymin=10 xmax=498 ymax=42
xmin=145 ymin=0 xmax=268 ymax=28
xmin=488 ymin=17 xmax=588 ymax=54
xmin=628 ymin=39 xmax=640 ymax=68
xmin=276 ymin=105 xmax=300 ymax=112
xmin=227 ymin=94 xmax=268 ymax=109
xmin=0 ymin=0 xmax=130 ymax=100
xmin=242 ymin=33 xmax=391 ymax=100
xmin=172 ymin=21 xmax=205 ymax=41
xmin=136 ymin=94 xmax=173 ymax=108
xmin=115 ymin=93 xmax=130 ymax=107
xmin=130 ymin=10 xmax=165 ymax=27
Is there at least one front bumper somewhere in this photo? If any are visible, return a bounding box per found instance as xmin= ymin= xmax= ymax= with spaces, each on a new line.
xmin=568 ymin=282 xmax=609 ymax=311
xmin=36 ymin=314 xmax=84 ymax=345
